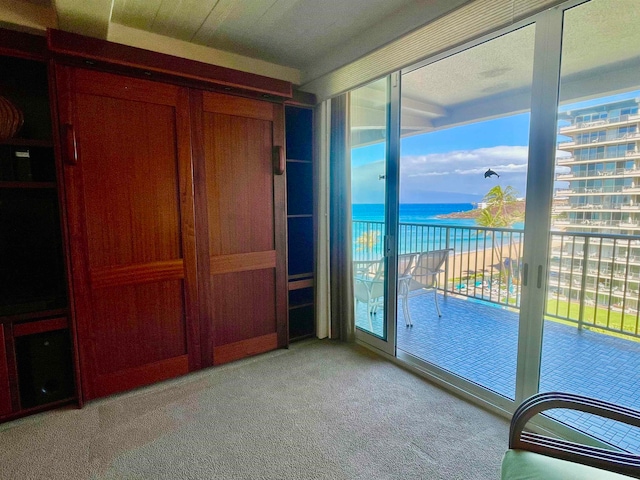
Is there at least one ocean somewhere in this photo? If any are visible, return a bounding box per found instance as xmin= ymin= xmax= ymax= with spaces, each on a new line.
xmin=352 ymin=203 xmax=523 ymax=259
xmin=352 ymin=203 xmax=478 ymax=227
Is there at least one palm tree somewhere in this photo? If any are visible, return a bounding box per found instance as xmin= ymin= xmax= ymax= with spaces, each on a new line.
xmin=476 ymin=185 xmax=522 ymax=291
xmin=479 ymin=185 xmax=519 ymax=226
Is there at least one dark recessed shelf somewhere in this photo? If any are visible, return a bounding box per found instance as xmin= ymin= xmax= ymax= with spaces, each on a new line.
xmin=285 ymin=105 xmax=314 ymax=341
xmin=0 ymin=181 xmax=56 ymax=189
xmin=0 ymin=308 xmax=68 ymax=324
xmin=288 ymin=272 xmax=313 ymax=281
xmin=289 ymin=278 xmax=313 ymax=291
xmin=0 ymin=138 xmax=53 ymax=148
xmin=289 ymin=302 xmax=314 ymax=310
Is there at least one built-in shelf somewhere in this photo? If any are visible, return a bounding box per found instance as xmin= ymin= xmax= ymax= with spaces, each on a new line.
xmin=288 ymin=272 xmax=313 ymax=280
xmin=0 ymin=48 xmax=74 ymax=422
xmin=13 ymin=317 xmax=68 ymax=337
xmin=0 ymin=308 xmax=68 ymax=324
xmin=0 ymin=138 xmax=53 ymax=148
xmin=289 ymin=278 xmax=314 ymax=291
xmin=285 ymin=104 xmax=314 ymax=341
xmin=289 ymin=302 xmax=314 ymax=310
xmin=0 ymin=181 xmax=56 ymax=189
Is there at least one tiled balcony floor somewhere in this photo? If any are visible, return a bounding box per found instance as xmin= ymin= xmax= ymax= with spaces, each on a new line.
xmin=356 ymin=293 xmax=640 ymax=453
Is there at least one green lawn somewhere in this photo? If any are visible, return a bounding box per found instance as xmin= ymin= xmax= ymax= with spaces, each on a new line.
xmin=546 ymin=299 xmax=639 ymax=338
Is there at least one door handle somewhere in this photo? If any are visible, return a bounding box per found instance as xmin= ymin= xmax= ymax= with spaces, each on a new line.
xmin=537 ymin=265 xmax=543 ymax=289
xmin=64 ymin=123 xmax=78 ymax=165
xmin=273 ymin=146 xmax=285 ymax=175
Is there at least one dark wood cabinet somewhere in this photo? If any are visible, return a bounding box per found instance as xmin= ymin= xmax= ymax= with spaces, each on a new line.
xmin=0 ymin=27 xmax=304 ymax=410
xmin=0 ymin=36 xmax=76 ymax=420
xmin=56 ymin=66 xmax=289 ymax=399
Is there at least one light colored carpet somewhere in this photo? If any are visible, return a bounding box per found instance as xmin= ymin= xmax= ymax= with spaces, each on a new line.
xmin=0 ymin=339 xmax=509 ymax=479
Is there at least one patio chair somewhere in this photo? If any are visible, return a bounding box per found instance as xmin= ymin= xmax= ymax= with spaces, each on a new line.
xmin=353 ymin=259 xmax=385 ymax=329
xmin=400 ymin=248 xmax=452 ymax=326
xmin=397 ymin=252 xmax=417 ymax=326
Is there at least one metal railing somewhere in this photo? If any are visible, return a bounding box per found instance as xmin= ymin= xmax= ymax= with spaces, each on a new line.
xmin=558 ymin=113 xmax=640 ymax=133
xmin=353 ymin=220 xmax=640 ymax=339
xmin=559 ymin=131 xmax=640 ymax=147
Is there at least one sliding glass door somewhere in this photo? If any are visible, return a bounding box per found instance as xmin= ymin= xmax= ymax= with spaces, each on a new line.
xmin=347 ymin=0 xmax=640 ymax=452
xmin=538 ymin=0 xmax=640 ymax=451
xmin=350 ymin=76 xmax=398 ymax=355
xmin=395 ymin=23 xmax=536 ymax=403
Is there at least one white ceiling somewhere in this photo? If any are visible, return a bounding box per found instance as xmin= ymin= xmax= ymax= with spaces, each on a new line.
xmin=2 ymin=0 xmax=470 ymax=85
xmin=111 ymin=0 xmax=468 ymax=74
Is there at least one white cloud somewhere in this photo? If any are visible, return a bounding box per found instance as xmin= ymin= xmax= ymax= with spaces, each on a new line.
xmin=351 ymin=145 xmax=536 ymax=203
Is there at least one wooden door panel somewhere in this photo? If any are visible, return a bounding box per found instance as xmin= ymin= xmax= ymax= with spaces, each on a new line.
xmin=91 ymin=280 xmax=186 ymax=375
xmin=72 ymin=68 xmax=181 ymax=106
xmin=77 ymin=94 xmax=182 ymax=267
xmin=211 ymin=269 xmax=277 ymax=346
xmin=202 ymin=92 xmax=274 ymax=121
xmin=209 ymin=251 xmax=276 ymax=276
xmin=195 ymin=90 xmax=287 ymax=366
xmin=204 ymin=112 xmax=274 ymax=255
xmin=58 ymin=66 xmax=199 ymax=400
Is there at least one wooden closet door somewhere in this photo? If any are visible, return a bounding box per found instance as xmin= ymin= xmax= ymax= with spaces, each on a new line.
xmin=192 ymin=91 xmax=287 ymax=366
xmin=56 ymin=67 xmax=199 ymax=400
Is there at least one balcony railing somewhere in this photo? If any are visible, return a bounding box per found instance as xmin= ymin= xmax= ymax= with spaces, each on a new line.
xmin=557 ymin=151 xmax=640 ymax=165
xmin=353 ymin=220 xmax=640 ymax=340
xmin=558 ymin=113 xmax=640 ymax=133
xmin=558 ymin=131 xmax=640 ymax=147
xmin=555 ymin=168 xmax=640 ymax=180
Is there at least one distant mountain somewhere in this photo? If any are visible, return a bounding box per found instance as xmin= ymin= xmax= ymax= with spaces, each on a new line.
xmin=401 ymin=191 xmax=485 ymax=204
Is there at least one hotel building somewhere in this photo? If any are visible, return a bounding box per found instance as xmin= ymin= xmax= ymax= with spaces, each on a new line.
xmin=551 ymin=98 xmax=640 ymax=313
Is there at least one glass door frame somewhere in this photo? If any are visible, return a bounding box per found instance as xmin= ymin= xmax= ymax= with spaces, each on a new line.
xmin=353 ymin=73 xmax=401 ymax=357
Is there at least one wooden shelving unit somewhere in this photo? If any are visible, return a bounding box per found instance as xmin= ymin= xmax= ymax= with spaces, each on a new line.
xmin=285 ymin=105 xmax=315 ymax=340
xmin=0 ymin=48 xmax=75 ymax=421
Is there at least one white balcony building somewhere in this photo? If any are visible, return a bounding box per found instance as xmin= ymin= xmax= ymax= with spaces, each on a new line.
xmin=553 ymin=98 xmax=640 ymax=309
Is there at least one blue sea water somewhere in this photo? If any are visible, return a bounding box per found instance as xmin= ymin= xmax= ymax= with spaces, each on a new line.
xmin=352 ymin=203 xmax=523 ymax=259
xmin=352 ymin=203 xmax=477 ymax=227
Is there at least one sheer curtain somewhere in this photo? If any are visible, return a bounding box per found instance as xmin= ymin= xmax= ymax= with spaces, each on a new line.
xmin=315 ymin=94 xmax=354 ymax=341
xmin=329 ymin=94 xmax=355 ymax=341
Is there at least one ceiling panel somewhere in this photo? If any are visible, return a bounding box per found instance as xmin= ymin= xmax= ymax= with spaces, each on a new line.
xmin=109 ymin=0 xmax=467 ymax=73
xmin=151 ymin=0 xmax=220 ymax=41
xmin=111 ymin=0 xmax=163 ymax=31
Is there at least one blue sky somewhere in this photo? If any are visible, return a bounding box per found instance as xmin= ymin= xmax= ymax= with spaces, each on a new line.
xmin=351 ymin=90 xmax=640 ymax=204
xmin=351 ymin=113 xmax=532 ymax=204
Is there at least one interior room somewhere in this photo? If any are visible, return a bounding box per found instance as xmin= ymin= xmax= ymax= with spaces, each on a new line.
xmin=1 ymin=0 xmax=639 ymax=478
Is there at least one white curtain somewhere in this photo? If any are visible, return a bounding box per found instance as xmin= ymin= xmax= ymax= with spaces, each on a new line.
xmin=314 ymin=95 xmax=355 ymax=341
xmin=314 ymin=100 xmax=331 ymax=339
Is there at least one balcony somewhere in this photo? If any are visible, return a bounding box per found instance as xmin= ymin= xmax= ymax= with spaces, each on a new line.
xmin=555 ymin=168 xmax=640 ymax=182
xmin=557 ymin=152 xmax=640 ymax=165
xmin=558 ymin=113 xmax=640 ymax=134
xmin=558 ymin=131 xmax=640 ymax=149
xmin=354 ymin=220 xmax=640 ymax=452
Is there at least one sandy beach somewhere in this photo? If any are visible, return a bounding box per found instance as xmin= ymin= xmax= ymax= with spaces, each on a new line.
xmin=442 ymin=244 xmax=522 ymax=287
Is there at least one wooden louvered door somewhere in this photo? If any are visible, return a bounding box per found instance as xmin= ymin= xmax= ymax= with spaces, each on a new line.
xmin=191 ymin=91 xmax=287 ymax=366
xmin=56 ymin=67 xmax=199 ymax=400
